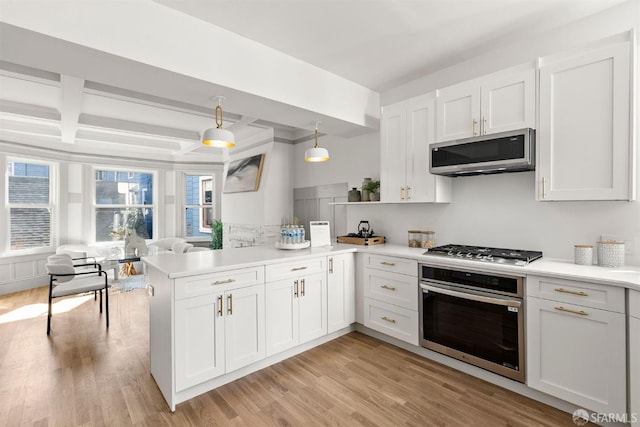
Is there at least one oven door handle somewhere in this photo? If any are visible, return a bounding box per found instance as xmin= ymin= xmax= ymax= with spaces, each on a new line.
xmin=421 ymin=283 xmax=522 ymax=308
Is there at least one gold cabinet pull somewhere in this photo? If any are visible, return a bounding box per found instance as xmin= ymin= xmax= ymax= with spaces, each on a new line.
xmin=482 ymin=116 xmax=487 ymax=135
xmin=400 ymin=186 xmax=405 ymax=200
xmin=213 ymin=278 xmax=236 ymax=285
xmin=381 ymin=316 xmax=396 ymax=324
xmin=555 ymin=306 xmax=588 ymax=316
xmin=329 ymin=257 xmax=334 ymax=274
xmin=555 ymin=287 xmax=588 ymax=297
xmin=227 ymin=294 xmax=233 ymax=315
xmin=380 ymin=261 xmax=396 ymax=267
xmin=217 ymin=295 xmax=223 ymax=317
xmin=294 ymin=280 xmax=299 ymax=298
xmin=301 ymin=278 xmax=306 ymax=297
xmin=472 ymin=118 xmax=478 ymax=136
xmin=380 ymin=284 xmax=396 ymax=291
xmin=291 ymin=266 xmax=308 ymax=271
xmin=541 ymin=177 xmax=546 ymax=199
xmin=406 ymin=186 xmax=411 ymax=200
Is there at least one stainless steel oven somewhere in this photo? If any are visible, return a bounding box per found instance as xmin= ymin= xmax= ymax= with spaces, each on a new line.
xmin=419 ymin=264 xmax=525 ymax=382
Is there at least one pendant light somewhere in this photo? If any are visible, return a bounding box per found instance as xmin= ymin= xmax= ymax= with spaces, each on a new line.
xmin=304 ymin=121 xmax=329 ymax=162
xmin=202 ymin=96 xmax=235 ymax=148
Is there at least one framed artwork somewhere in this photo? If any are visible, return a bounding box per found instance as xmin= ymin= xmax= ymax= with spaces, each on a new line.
xmin=223 ymin=154 xmax=265 ymax=193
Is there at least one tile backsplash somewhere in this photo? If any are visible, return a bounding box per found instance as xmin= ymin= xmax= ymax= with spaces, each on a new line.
xmin=224 ymin=223 xmax=280 ymax=248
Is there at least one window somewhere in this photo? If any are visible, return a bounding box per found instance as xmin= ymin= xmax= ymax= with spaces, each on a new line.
xmin=184 ymin=174 xmax=214 ymax=238
xmin=6 ymin=159 xmax=54 ymax=251
xmin=95 ymin=169 xmax=154 ymax=242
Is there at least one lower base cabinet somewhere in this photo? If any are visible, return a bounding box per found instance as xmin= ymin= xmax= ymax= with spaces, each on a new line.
xmin=265 ymin=271 xmax=327 ymax=356
xmin=526 ymin=276 xmax=626 ymax=414
xmin=327 ymin=254 xmax=355 ymax=333
xmin=362 ymin=255 xmax=418 ymax=345
xmin=175 ymin=284 xmax=265 ymax=392
xmin=630 ymin=290 xmax=640 ymax=427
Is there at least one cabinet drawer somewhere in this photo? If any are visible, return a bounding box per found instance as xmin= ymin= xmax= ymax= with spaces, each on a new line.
xmin=630 ymin=289 xmax=640 ymax=319
xmin=265 ymin=257 xmax=325 ymax=282
xmin=526 ymin=275 xmax=625 ymax=313
xmin=363 ymin=297 xmax=418 ymax=346
xmin=363 ymin=254 xmax=417 ymax=276
xmin=175 ymin=266 xmax=264 ymax=300
xmin=364 ymin=268 xmax=418 ymax=310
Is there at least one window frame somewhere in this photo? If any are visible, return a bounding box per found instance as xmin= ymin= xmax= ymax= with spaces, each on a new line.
xmin=3 ymin=155 xmax=57 ymax=255
xmin=91 ymin=166 xmax=157 ymax=246
xmin=179 ymin=169 xmax=223 ymax=242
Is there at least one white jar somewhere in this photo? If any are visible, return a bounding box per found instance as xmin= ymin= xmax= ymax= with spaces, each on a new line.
xmin=597 ymin=241 xmax=625 ymax=268
xmin=574 ymin=245 xmax=593 ymax=265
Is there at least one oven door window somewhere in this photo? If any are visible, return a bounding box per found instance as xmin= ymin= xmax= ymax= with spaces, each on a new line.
xmin=422 ymin=291 xmax=520 ymax=370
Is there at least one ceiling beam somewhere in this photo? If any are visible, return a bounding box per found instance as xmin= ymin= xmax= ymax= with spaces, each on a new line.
xmin=60 ymin=75 xmax=84 ymax=143
xmin=227 ymin=115 xmax=257 ymax=131
xmin=79 ymin=113 xmax=199 ymax=141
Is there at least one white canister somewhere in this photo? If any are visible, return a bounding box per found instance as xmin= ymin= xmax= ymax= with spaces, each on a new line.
xmin=597 ymin=241 xmax=625 ymax=268
xmin=574 ymin=245 xmax=593 ymax=265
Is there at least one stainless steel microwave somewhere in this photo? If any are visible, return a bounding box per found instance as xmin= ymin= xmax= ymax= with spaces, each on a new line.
xmin=429 ymin=128 xmax=535 ymax=177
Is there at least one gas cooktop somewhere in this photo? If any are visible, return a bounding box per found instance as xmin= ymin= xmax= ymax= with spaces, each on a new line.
xmin=424 ymin=244 xmax=543 ymax=266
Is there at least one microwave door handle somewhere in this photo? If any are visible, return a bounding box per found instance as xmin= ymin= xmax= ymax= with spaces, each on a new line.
xmin=421 ymin=284 xmax=521 ymax=308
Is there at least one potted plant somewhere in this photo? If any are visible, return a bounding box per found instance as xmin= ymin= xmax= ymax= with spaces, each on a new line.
xmin=362 ymin=180 xmax=380 ymax=201
xmin=210 ymin=219 xmax=223 ymax=250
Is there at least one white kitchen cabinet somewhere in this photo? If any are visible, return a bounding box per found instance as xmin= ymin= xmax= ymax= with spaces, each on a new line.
xmin=537 ymin=35 xmax=634 ymax=201
xmin=380 ymin=92 xmax=451 ymax=203
xmin=175 ymin=294 xmax=224 ymax=391
xmin=327 ymin=253 xmax=355 ymax=333
xmin=526 ymin=275 xmax=626 ymax=414
xmin=149 ymin=265 xmax=266 ymax=410
xmin=175 ymin=283 xmax=265 ymax=392
xmin=630 ymin=289 xmax=640 ymax=427
xmin=363 ymin=297 xmax=419 ymax=344
xmin=223 ymin=285 xmax=266 ymax=373
xmin=362 ymin=254 xmax=419 ymax=345
xmin=265 ymin=258 xmax=327 ymax=356
xmin=436 ymin=67 xmax=534 ymax=141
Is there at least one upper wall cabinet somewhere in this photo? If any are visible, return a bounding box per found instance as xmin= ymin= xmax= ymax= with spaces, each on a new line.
xmin=436 ymin=67 xmax=535 ymax=141
xmin=537 ymin=34 xmax=635 ymax=201
xmin=380 ymin=93 xmax=451 ymax=203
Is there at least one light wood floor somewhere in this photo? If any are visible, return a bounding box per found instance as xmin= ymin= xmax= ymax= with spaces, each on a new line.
xmin=0 ymin=286 xmax=582 ymax=426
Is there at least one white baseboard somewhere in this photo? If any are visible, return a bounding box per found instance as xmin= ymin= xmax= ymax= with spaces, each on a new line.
xmin=0 ymin=276 xmax=48 ymax=295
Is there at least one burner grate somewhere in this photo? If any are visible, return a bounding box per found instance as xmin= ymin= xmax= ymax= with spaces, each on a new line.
xmin=425 ymin=244 xmax=542 ymax=265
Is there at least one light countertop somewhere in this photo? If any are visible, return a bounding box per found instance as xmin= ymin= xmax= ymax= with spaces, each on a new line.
xmin=142 ymin=243 xmax=640 ymax=291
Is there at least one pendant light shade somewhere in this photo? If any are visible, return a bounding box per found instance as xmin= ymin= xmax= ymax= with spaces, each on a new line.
xmin=304 ymin=122 xmax=329 ymax=162
xmin=202 ymin=96 xmax=235 ymax=148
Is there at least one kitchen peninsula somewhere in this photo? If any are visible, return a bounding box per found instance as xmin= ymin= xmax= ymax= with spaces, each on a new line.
xmin=142 ymin=244 xmax=640 ymax=419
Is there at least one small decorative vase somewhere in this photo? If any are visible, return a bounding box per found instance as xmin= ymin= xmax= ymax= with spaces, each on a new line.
xmin=369 ymin=192 xmax=380 ymax=201
xmin=348 ymin=187 xmax=361 ymax=202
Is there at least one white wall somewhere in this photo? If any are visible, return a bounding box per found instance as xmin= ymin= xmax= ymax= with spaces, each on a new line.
xmin=294 ymin=132 xmax=380 ymax=191
xmin=294 ymin=0 xmax=640 ymax=265
xmin=383 ymin=0 xmax=640 ymax=105
xmin=222 ymin=141 xmax=294 ymax=226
